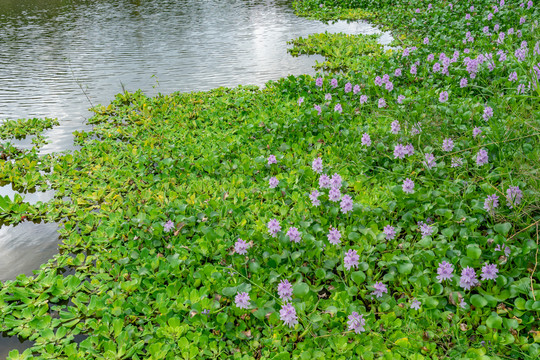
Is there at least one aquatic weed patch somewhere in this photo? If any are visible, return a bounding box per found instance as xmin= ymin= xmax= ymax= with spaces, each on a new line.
xmin=288 ymin=32 xmax=384 ymax=71
xmin=0 ymin=118 xmax=59 ymax=140
xmin=0 ymin=1 xmax=540 ymax=359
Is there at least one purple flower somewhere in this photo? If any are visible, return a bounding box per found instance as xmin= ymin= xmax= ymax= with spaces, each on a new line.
xmin=267 ymin=219 xmax=281 ymax=237
xmin=433 ymin=63 xmax=441 ymax=73
xmin=405 ymin=143 xmax=415 ymax=156
xmin=340 ymin=194 xmax=353 ymax=214
xmin=385 ymin=81 xmax=394 ymax=91
xmin=383 ymin=225 xmax=396 ymax=240
xmin=427 ymin=53 xmax=435 ymax=62
xmin=325 ymin=93 xmax=332 ymax=101
xmin=394 ymin=144 xmax=407 ymax=159
xmin=442 ymin=138 xmax=454 ymax=152
xmin=269 ymin=176 xmax=279 ymax=188
xmin=436 ymin=261 xmax=454 ymax=282
xmin=374 ymin=76 xmax=383 ymax=86
xmin=298 ymin=97 xmax=304 ymax=106
xmin=508 ymin=71 xmax=518 ymax=82
xmin=410 ymin=64 xmax=417 ymax=75
xmin=410 ymin=299 xmax=421 ymax=310
xmin=315 ymin=77 xmax=323 ymax=87
xmin=268 ymin=155 xmax=277 ymax=165
xmin=347 ymin=312 xmax=366 ymax=334
xmin=506 ymin=186 xmax=523 ymax=208
xmin=424 ymin=153 xmax=436 ymax=169
xmin=481 ymin=263 xmax=499 ymax=281
xmin=420 ymin=223 xmax=434 ymax=238
xmin=382 ymin=74 xmax=390 ymax=83
xmin=487 ymin=13 xmax=493 ymax=20
xmin=353 ymin=84 xmax=360 ymax=94
xmin=359 ymin=95 xmax=368 ymax=104
xmin=515 ymin=47 xmax=528 ymax=62
xmin=286 ymin=227 xmax=301 ymax=243
xmin=495 ymin=244 xmax=511 ymax=257
xmin=423 ymin=37 xmax=429 ymax=45
xmin=391 ymin=120 xmax=400 ymax=134
xmin=277 ymin=279 xmax=293 ymax=302
xmin=334 ymin=103 xmax=343 ymax=113
xmin=378 ymin=98 xmax=386 ymax=108
xmin=394 ymin=68 xmax=402 ymax=76
xmin=309 ymin=190 xmax=320 ymax=207
xmin=328 ymin=187 xmax=341 ymax=202
xmin=361 ymin=133 xmax=371 ymax=146
xmin=459 ymin=267 xmax=479 ymax=290
xmin=473 ymin=127 xmax=482 ymax=138
xmin=312 ymin=157 xmax=323 ymax=173
xmin=344 ymin=82 xmax=352 ymax=93
xmin=439 ymin=91 xmax=449 ymax=103
xmin=402 ymin=178 xmax=415 ymax=194
xmin=319 ymin=174 xmax=331 ymax=189
xmin=344 ymin=249 xmax=360 ymax=270
xmin=460 ymin=298 xmax=467 ymax=309
xmin=476 ymin=149 xmax=489 ymax=166
xmin=460 ymin=78 xmax=468 ymax=87
xmin=234 ymin=238 xmax=250 ymax=255
xmin=279 ymin=303 xmax=298 ymax=328
xmin=327 ymin=227 xmax=342 ymax=245
xmin=484 ymin=194 xmax=499 ymax=213
xmin=330 ymin=78 xmax=338 ymax=88
xmin=235 ymin=292 xmax=250 ymax=309
xmin=397 ymin=95 xmax=405 ymax=104
xmin=331 ymin=173 xmax=342 ymax=189
xmin=164 ymin=220 xmax=175 ymax=233
xmin=451 ymin=157 xmax=463 ymax=168
xmin=411 ymin=123 xmax=422 ymax=135
xmin=520 ymin=16 xmax=526 ymax=25
xmin=313 ymin=104 xmax=322 ymax=115
xmin=371 ymin=282 xmax=388 ymax=298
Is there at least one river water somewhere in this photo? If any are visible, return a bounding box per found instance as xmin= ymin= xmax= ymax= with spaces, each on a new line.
xmin=0 ymin=0 xmax=391 ymax=356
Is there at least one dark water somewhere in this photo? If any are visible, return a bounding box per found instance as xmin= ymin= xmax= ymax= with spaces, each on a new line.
xmin=0 ymin=0 xmax=391 ymax=356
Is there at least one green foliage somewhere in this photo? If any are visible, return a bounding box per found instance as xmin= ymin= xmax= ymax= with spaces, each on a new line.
xmin=288 ymin=32 xmax=384 ymax=71
xmin=0 ymin=117 xmax=59 ymax=139
xmin=0 ymin=1 xmax=539 ymax=359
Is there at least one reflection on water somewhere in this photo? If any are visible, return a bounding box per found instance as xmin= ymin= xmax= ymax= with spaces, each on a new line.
xmin=0 ymin=221 xmax=59 ymax=281
xmin=0 ymin=183 xmax=55 ymax=205
xmin=0 ymin=0 xmax=391 ymax=143
xmin=0 ymin=333 xmax=33 ymax=360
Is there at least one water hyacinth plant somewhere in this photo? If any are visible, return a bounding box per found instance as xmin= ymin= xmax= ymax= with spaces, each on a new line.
xmin=0 ymin=0 xmax=538 ymax=359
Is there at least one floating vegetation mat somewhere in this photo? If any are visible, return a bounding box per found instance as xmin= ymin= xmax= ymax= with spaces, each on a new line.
xmin=0 ymin=0 xmax=539 ymax=359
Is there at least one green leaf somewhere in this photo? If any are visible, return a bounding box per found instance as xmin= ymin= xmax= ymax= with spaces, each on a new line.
xmin=222 ymin=286 xmax=237 ymax=297
xmin=493 ymin=223 xmax=512 ymax=235
xmin=397 ymin=262 xmax=413 ymax=275
xmin=470 ymin=294 xmax=488 ymax=308
xmin=486 ymin=314 xmax=503 ymax=329
xmin=466 ymin=245 xmax=482 ymax=259
xmin=514 ymin=298 xmax=526 ymax=310
xmin=293 ymin=282 xmax=310 ymax=297
xmin=351 ymin=270 xmax=366 ymax=285
xmin=216 ymin=312 xmax=228 ymax=325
